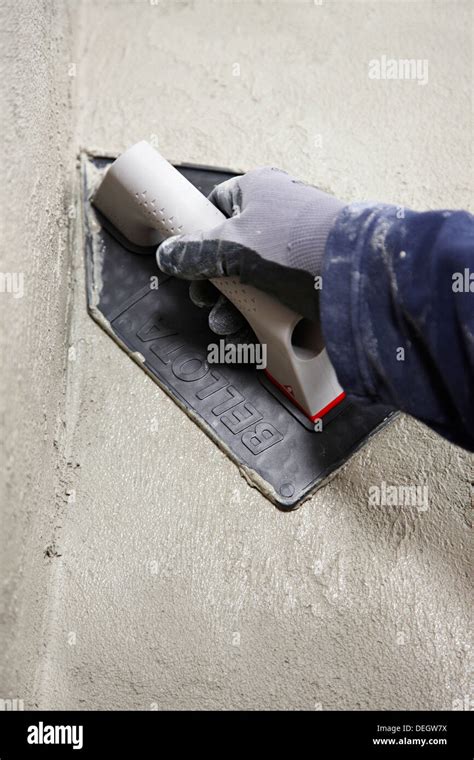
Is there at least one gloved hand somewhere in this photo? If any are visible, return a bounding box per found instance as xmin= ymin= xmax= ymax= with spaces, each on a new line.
xmin=156 ymin=167 xmax=345 ymax=335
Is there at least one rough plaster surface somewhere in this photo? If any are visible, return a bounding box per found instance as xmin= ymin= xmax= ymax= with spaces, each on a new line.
xmin=1 ymin=0 xmax=472 ymax=710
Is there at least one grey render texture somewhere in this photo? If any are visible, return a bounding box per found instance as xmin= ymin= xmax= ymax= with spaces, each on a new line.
xmin=0 ymin=0 xmax=472 ymax=710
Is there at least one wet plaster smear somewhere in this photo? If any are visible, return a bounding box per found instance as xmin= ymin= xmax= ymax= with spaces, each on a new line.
xmin=0 ymin=0 xmax=472 ymax=709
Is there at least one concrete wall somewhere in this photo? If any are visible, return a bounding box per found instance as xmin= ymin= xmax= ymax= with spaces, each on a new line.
xmin=0 ymin=0 xmax=79 ymax=707
xmin=1 ymin=0 xmax=472 ymax=710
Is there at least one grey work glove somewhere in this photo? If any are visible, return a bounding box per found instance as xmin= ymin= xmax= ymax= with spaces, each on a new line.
xmin=156 ymin=167 xmax=344 ymax=335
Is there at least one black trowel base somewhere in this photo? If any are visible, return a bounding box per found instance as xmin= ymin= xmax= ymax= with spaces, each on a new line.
xmin=82 ymin=153 xmax=393 ymax=510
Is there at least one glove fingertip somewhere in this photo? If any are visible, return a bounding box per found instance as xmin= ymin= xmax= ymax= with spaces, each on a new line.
xmin=209 ymin=295 xmax=246 ymax=335
xmin=189 ymin=280 xmax=219 ymax=308
xmin=156 ymin=234 xmax=188 ymax=274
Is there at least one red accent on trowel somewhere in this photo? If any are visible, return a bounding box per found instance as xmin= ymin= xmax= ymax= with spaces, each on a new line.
xmin=264 ymin=369 xmax=346 ymax=422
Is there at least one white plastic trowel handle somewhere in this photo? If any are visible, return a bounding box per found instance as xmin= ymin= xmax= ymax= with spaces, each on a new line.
xmin=93 ymin=141 xmax=344 ymax=420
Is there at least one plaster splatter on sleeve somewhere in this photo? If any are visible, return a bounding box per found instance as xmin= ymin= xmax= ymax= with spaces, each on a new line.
xmin=321 ymin=202 xmax=474 ymax=451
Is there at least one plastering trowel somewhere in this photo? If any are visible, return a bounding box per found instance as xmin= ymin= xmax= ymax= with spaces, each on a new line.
xmin=93 ymin=141 xmax=345 ymax=422
xmin=82 ymin=141 xmax=392 ymax=509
